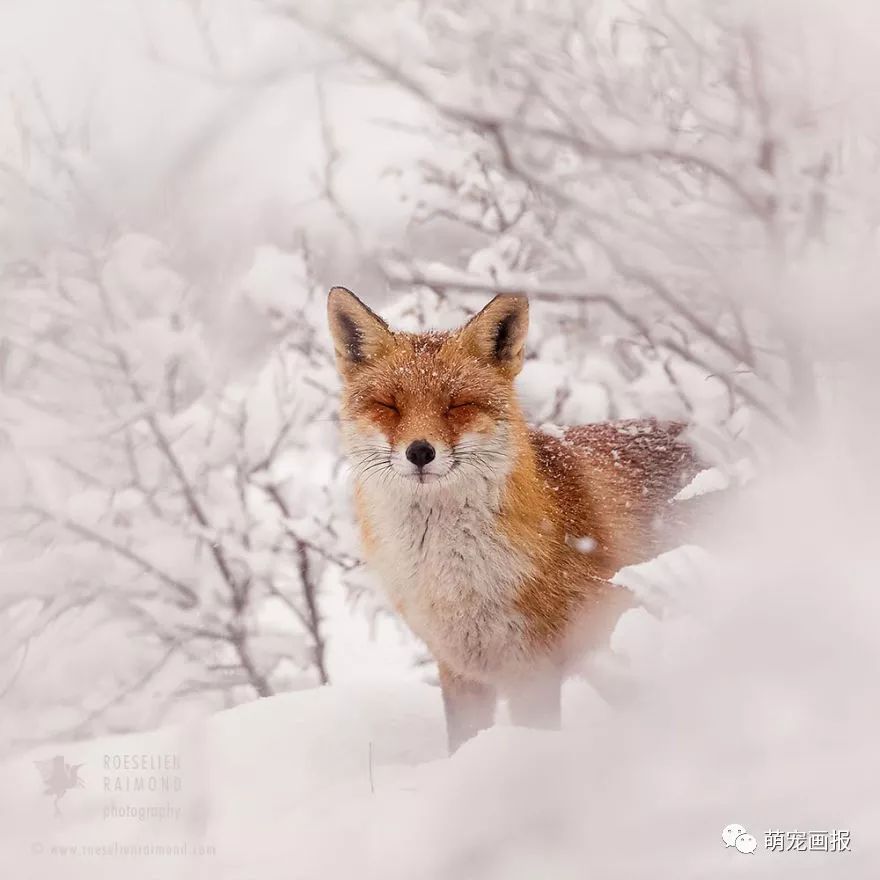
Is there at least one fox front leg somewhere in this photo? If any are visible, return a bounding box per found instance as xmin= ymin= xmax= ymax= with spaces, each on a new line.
xmin=506 ymin=666 xmax=562 ymax=731
xmin=438 ymin=663 xmax=497 ymax=753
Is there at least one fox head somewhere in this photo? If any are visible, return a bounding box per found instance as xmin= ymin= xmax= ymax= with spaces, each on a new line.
xmin=328 ymin=286 xmax=529 ymax=488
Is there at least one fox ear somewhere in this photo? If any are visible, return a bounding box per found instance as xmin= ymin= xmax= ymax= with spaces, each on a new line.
xmin=327 ymin=287 xmax=392 ymax=375
xmin=459 ymin=295 xmax=529 ymax=376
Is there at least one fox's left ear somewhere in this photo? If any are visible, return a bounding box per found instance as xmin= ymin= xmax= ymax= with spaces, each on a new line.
xmin=459 ymin=295 xmax=529 ymax=376
xmin=327 ymin=286 xmax=393 ymax=377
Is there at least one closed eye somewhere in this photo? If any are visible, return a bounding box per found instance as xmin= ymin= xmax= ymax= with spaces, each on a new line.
xmin=373 ymin=400 xmax=399 ymax=413
xmin=448 ymin=402 xmax=477 ymax=411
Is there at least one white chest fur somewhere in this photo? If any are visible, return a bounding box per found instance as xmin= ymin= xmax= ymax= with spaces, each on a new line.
xmin=360 ymin=478 xmax=535 ymax=681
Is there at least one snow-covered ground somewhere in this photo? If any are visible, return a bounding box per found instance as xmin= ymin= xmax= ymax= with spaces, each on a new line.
xmin=1 ymin=672 xmax=873 ymax=879
xmin=3 ymin=453 xmax=877 ymax=880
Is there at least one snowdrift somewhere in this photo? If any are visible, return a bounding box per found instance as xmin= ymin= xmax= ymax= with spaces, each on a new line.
xmin=2 ymin=465 xmax=878 ymax=880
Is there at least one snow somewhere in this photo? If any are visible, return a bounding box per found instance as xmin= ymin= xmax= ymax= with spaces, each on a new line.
xmin=673 ymin=467 xmax=731 ymax=501
xmin=4 ymin=461 xmax=878 ymax=880
xmin=0 ymin=681 xmax=446 ymax=879
xmin=537 ymin=421 xmax=566 ymax=439
xmin=612 ymin=544 xmax=717 ymax=613
xmin=565 ymin=534 xmax=597 ymax=554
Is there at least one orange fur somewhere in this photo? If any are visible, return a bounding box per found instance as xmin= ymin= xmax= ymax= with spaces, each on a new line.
xmin=328 ymin=287 xmax=702 ymax=750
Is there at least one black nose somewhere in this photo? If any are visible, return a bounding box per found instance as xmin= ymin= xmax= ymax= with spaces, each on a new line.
xmin=406 ymin=440 xmax=436 ymax=468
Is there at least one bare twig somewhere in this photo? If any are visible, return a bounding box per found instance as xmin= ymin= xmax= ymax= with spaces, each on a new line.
xmin=21 ymin=504 xmax=199 ymax=608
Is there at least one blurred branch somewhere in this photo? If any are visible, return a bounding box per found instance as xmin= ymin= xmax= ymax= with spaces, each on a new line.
xmin=0 ymin=638 xmax=30 ymax=701
xmin=21 ymin=504 xmax=199 ymax=608
xmin=382 ymin=259 xmax=654 ymax=340
xmin=260 ymin=482 xmax=329 ymax=685
xmin=91 ymin=270 xmax=246 ymax=607
xmin=226 ymin=623 xmax=273 ymax=697
xmin=266 ymin=2 xmax=765 ymax=214
xmin=659 ymin=340 xmax=790 ymax=433
xmin=314 ymin=74 xmax=360 ymax=240
xmin=39 ymin=643 xmax=180 ymax=744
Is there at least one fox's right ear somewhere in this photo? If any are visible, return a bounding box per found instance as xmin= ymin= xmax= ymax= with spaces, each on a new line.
xmin=327 ymin=287 xmax=392 ymax=376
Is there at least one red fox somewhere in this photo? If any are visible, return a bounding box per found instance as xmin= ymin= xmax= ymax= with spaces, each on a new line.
xmin=328 ymin=287 xmax=703 ymax=751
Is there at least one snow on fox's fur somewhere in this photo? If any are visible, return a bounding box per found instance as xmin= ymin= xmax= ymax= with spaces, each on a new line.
xmin=328 ymin=287 xmax=701 ymax=750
